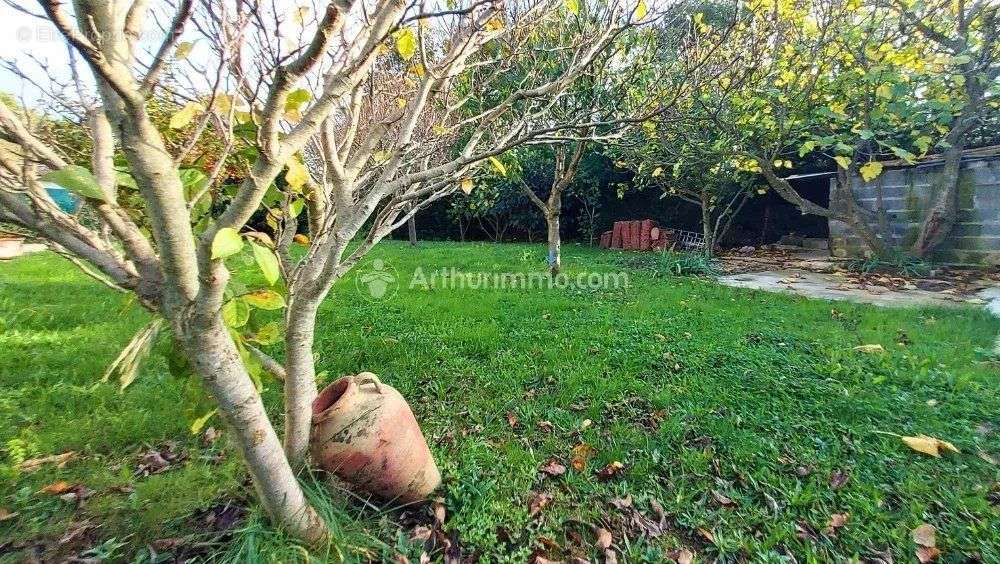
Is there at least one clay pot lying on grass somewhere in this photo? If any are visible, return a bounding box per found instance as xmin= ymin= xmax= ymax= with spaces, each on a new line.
xmin=311 ymin=372 xmax=440 ymax=503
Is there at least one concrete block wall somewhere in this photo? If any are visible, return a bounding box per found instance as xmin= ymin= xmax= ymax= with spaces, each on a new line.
xmin=828 ymin=157 xmax=1000 ymax=265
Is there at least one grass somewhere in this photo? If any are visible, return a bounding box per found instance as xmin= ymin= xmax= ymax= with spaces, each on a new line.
xmin=1 ymin=241 xmax=998 ymax=562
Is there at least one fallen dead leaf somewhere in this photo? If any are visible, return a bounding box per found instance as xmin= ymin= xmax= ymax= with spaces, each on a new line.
xmin=711 ymin=490 xmax=736 ymax=507
xmin=912 ymin=523 xmax=936 ymax=547
xmin=539 ymin=458 xmax=566 ymax=477
xmin=528 ymin=492 xmax=552 ymax=518
xmin=506 ymin=412 xmax=519 ymax=429
xmin=410 ymin=525 xmax=433 ymax=542
xmin=822 ymin=512 xmax=849 ymax=535
xmin=595 ymin=461 xmax=625 ymax=481
xmin=432 ymin=498 xmax=446 ymax=525
xmin=202 ymin=426 xmax=222 ymax=446
xmin=536 ymin=420 xmax=554 ymax=433
xmin=977 ymin=450 xmax=998 ymax=465
xmin=39 ymin=481 xmax=75 ymax=495
xmin=0 ymin=507 xmax=17 ymax=521
xmin=916 ymin=546 xmax=941 ymax=563
xmin=902 ymin=435 xmax=960 ymax=458
xmin=854 ymin=344 xmax=886 ymax=354
xmin=19 ymin=451 xmax=76 ymax=473
xmin=795 ymin=521 xmax=818 ymax=542
xmin=594 ymin=526 xmax=613 ymax=549
xmin=580 ymin=419 xmax=593 ymax=430
xmin=697 ymin=528 xmax=715 ymax=544
xmin=570 ymin=443 xmax=597 ymax=472
xmin=829 ymin=468 xmax=850 ymax=490
xmin=667 ymin=548 xmax=694 ymax=564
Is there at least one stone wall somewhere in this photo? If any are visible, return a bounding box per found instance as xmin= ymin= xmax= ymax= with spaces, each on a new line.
xmin=828 ymin=157 xmax=1000 ymax=265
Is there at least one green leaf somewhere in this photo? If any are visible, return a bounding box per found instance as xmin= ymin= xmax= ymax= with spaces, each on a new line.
xmin=252 ymin=322 xmax=282 ymax=346
xmin=222 ymin=298 xmax=250 ymax=328
xmin=859 ymin=161 xmax=883 ymax=182
xmin=211 ymin=227 xmax=244 ymax=260
xmin=289 ymin=198 xmax=305 ymax=218
xmin=189 ymin=409 xmax=216 ymax=435
xmin=395 ymin=28 xmax=417 ymax=60
xmin=798 ymin=140 xmax=817 ymax=157
xmin=41 ymin=165 xmax=107 ymax=202
xmin=250 ymin=241 xmax=281 ymax=286
xmin=175 ymin=41 xmax=194 ymax=60
xmin=565 ymin=0 xmax=579 ymax=15
xmin=285 ymin=88 xmax=312 ymax=112
xmin=834 ymin=155 xmax=852 ymax=169
xmin=242 ymin=290 xmax=286 ymax=310
xmin=890 ymin=146 xmax=916 ymax=163
xmin=488 ymin=156 xmax=508 ymax=176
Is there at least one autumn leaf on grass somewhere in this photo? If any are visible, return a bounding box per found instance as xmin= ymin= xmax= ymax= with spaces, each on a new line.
xmin=0 ymin=507 xmax=17 ymax=521
xmin=20 ymin=451 xmax=76 ymax=473
xmin=528 ymin=492 xmax=552 ymax=517
xmin=39 ymin=481 xmax=75 ymax=495
xmin=666 ymin=548 xmax=695 ymax=564
xmin=822 ymin=512 xmax=849 ymax=536
xmin=902 ymin=434 xmax=960 ymax=457
xmin=506 ymin=411 xmax=519 ymax=429
xmin=538 ymin=458 xmax=566 ymax=477
xmin=711 ymin=490 xmax=736 ymax=507
xmin=595 ymin=461 xmax=625 ymax=481
xmin=829 ymin=468 xmax=850 ymax=490
xmin=912 ymin=523 xmax=941 ymax=562
xmin=853 ymin=344 xmax=886 ymax=353
xmin=570 ymin=443 xmax=597 ymax=471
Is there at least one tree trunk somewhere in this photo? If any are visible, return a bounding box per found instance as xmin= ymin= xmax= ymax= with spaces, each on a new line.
xmin=282 ymin=297 xmax=320 ymax=467
xmin=182 ymin=314 xmax=326 ymax=544
xmin=546 ymin=211 xmax=561 ymax=276
xmin=911 ymin=140 xmax=964 ymax=257
xmin=407 ymin=216 xmax=417 ymax=246
xmin=700 ymin=194 xmax=713 ymax=257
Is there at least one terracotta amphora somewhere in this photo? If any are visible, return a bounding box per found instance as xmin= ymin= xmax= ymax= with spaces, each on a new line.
xmin=311 ymin=372 xmax=440 ymax=502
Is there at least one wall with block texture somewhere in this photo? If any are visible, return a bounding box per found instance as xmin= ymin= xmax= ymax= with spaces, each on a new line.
xmin=828 ymin=157 xmax=1000 ymax=265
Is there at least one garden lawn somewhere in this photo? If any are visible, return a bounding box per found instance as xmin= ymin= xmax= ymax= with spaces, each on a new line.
xmin=1 ymin=241 xmax=998 ymax=562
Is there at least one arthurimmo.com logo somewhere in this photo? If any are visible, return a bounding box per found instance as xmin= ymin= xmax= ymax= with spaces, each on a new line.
xmin=355 ymin=259 xmax=399 ymax=301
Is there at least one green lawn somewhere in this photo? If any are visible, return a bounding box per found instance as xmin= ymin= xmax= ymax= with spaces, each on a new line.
xmin=1 ymin=241 xmax=998 ymax=562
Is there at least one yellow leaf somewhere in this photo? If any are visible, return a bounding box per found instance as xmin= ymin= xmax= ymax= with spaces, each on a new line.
xmin=293 ymin=233 xmax=310 ymax=246
xmin=834 ymin=155 xmax=852 ymax=169
xmin=876 ymin=83 xmax=892 ymax=99
xmin=636 ymin=0 xmax=648 ymax=20
xmin=485 ymin=16 xmax=504 ymax=31
xmin=190 ymin=409 xmax=216 ymax=435
xmin=489 ymin=156 xmax=507 ymax=176
xmin=285 ymin=155 xmax=309 ymax=191
xmin=460 ymin=178 xmax=473 ymax=195
xmin=901 ymin=434 xmax=960 ymax=458
xmin=396 ymin=97 xmax=407 ymax=109
xmin=283 ymin=107 xmax=303 ymax=124
xmin=853 ymin=344 xmax=885 ymax=353
xmin=169 ymin=102 xmax=204 ymax=129
xmin=409 ymin=63 xmax=425 ymax=78
xmin=432 ymin=124 xmax=448 ymax=135
xmin=293 ymin=6 xmax=310 ymax=25
xmin=395 ymin=28 xmax=417 ymax=60
xmin=652 ymin=167 xmax=663 ymax=177
xmin=859 ymin=161 xmax=884 ymax=182
xmin=565 ymin=0 xmax=579 ymax=15
xmin=175 ymin=41 xmax=194 ymax=60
